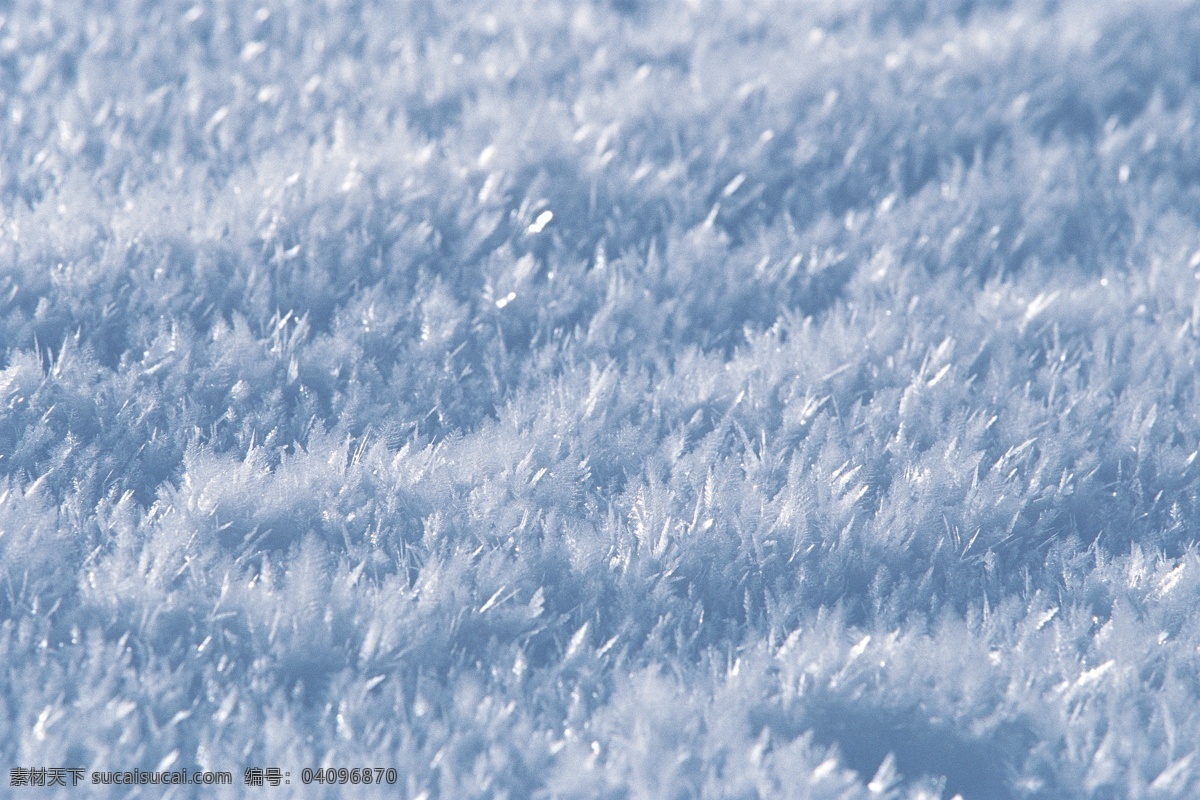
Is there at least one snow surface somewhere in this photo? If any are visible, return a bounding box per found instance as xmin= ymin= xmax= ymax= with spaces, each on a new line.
xmin=3 ymin=0 xmax=1200 ymax=796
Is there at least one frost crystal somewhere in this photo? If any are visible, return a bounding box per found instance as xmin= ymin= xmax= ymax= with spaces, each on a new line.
xmin=2 ymin=0 xmax=1200 ymax=795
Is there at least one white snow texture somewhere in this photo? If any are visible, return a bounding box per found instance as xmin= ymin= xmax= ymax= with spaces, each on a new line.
xmin=3 ymin=0 xmax=1200 ymax=797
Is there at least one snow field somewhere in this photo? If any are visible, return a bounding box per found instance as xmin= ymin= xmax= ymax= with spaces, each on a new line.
xmin=4 ymin=0 xmax=1200 ymax=796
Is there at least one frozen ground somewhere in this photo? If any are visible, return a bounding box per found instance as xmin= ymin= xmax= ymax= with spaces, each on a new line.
xmin=3 ymin=0 xmax=1200 ymax=796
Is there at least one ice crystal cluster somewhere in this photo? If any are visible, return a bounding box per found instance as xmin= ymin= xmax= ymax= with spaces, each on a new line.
xmin=4 ymin=0 xmax=1200 ymax=796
